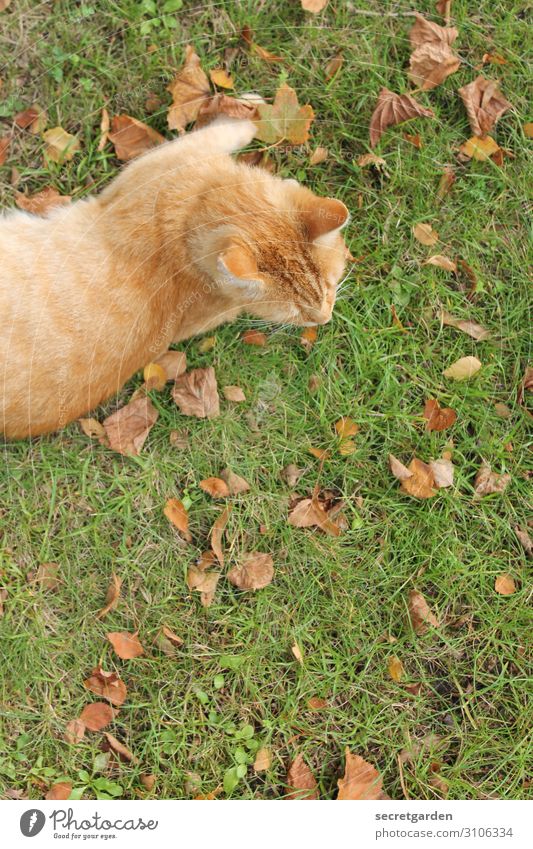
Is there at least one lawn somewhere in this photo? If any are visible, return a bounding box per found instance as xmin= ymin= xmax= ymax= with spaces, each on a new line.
xmin=0 ymin=0 xmax=531 ymax=801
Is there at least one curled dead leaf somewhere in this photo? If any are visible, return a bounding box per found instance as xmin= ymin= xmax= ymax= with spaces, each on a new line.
xmin=424 ymin=399 xmax=457 ymax=432
xmin=195 ymin=93 xmax=257 ymax=128
xmin=459 ymin=135 xmax=500 ymax=161
xmin=441 ymin=311 xmax=490 ymax=341
xmin=288 ymin=497 xmax=341 ymax=536
xmin=64 ymin=718 xmax=86 ymax=745
xmin=282 ymin=464 xmax=305 ymax=487
xmin=409 ymin=13 xmax=458 ymax=48
xmin=172 ymin=367 xmax=220 ymax=418
xmin=143 ymin=362 xmax=166 ymax=391
xmin=474 ymin=462 xmax=510 ymax=498
xmin=388 ymin=656 xmax=405 ymax=682
xmin=220 ymin=468 xmax=250 ymax=495
xmin=199 ymin=477 xmax=230 ymax=498
xmin=369 ymin=88 xmax=434 ymax=148
xmin=167 ymin=45 xmax=211 ymax=132
xmin=187 ymin=561 xmax=221 ymax=608
xmin=400 ymin=458 xmax=437 ymax=499
xmin=335 ymin=417 xmax=359 ymax=438
xmin=309 ymin=146 xmax=328 ymax=166
xmin=429 ymin=457 xmax=454 ymax=489
xmin=14 ymin=103 xmax=47 ymax=133
xmin=389 ymin=454 xmax=413 ymax=482
xmin=209 ymin=68 xmax=234 ymax=89
xmin=103 ymin=396 xmax=158 ymax=456
xmin=108 ymin=115 xmax=164 ymax=161
xmin=242 ymin=329 xmax=267 ymax=346
xmin=83 ymin=667 xmax=127 ymax=706
xmin=408 ymin=590 xmax=439 ymax=634
xmin=43 ymin=127 xmax=80 ymax=162
xmin=211 ymin=506 xmax=232 ymax=566
xmin=227 ymin=552 xmax=274 ymax=591
xmin=425 ymin=254 xmax=457 ymax=272
xmin=458 ymin=77 xmax=513 ymax=138
xmin=96 ymin=573 xmax=122 ymax=619
xmin=164 ymin=498 xmax=192 ymax=542
xmin=253 ymin=747 xmax=272 ymax=772
xmin=104 ymin=732 xmax=138 ymax=764
xmin=325 ymin=52 xmax=343 ymax=80
xmin=409 ymin=42 xmax=460 ymax=90
xmin=223 ymin=385 xmax=246 ymax=402
xmin=79 ymin=417 xmax=106 ymax=439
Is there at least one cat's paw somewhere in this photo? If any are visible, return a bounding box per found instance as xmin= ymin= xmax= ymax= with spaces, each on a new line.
xmin=208 ymin=116 xmax=257 ymax=151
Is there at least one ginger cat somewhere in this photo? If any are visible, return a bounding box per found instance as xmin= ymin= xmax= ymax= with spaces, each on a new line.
xmin=0 ymin=117 xmax=349 ymax=439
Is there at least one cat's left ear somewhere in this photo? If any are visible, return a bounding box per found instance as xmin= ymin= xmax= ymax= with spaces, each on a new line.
xmin=217 ymin=242 xmax=263 ymax=288
xmin=302 ymin=197 xmax=350 ymax=243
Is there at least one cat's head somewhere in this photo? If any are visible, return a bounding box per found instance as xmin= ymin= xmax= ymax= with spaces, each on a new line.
xmin=204 ymin=179 xmax=350 ymax=327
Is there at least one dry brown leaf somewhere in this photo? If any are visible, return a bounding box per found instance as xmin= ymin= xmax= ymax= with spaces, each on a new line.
xmin=389 ymin=454 xmax=413 ymax=482
xmin=28 ymin=562 xmax=60 ymax=591
xmin=200 ymin=477 xmax=230 ymax=498
xmin=253 ymin=747 xmax=272 ymax=772
xmin=43 ymin=127 xmax=80 ymax=162
xmin=96 ymin=573 xmax=122 ymax=619
xmin=429 ymin=457 xmax=454 ymax=489
xmin=222 ymin=385 xmax=246 ymax=402
xmin=64 ymin=719 xmax=86 ymax=745
xmin=84 ymin=667 xmax=127 ymax=706
xmin=220 ymin=468 xmax=250 ymax=495
xmin=357 ymin=152 xmax=387 ymax=169
xmin=167 ymin=45 xmax=211 ymax=132
xmin=408 ymin=590 xmax=439 ymax=634
xmin=494 ymin=574 xmax=516 ymax=596
xmin=107 ymin=631 xmax=145 ymax=660
xmin=46 ymin=782 xmax=72 ymax=801
xmin=172 ymin=367 xmax=220 ymax=418
xmin=160 ymin=625 xmax=184 ymax=650
xmin=309 ymin=146 xmax=328 ymax=165
xmin=79 ymin=417 xmax=106 ymax=439
xmin=307 ymin=696 xmax=328 ymax=710
xmin=291 ymin=642 xmax=304 ymax=664
xmin=140 ymin=774 xmax=156 ymax=792
xmin=227 ymin=552 xmax=274 ymax=591
xmin=524 ymin=122 xmax=533 ymax=139
xmin=242 ymin=329 xmax=267 ymax=346
xmin=154 ymin=350 xmax=187 ymax=382
xmin=409 ymin=13 xmax=458 ymax=48
xmin=474 ymin=462 xmax=510 ymax=498
xmin=187 ymin=561 xmax=221 ymax=608
xmin=403 ymin=132 xmax=422 ymax=148
xmin=369 ymin=88 xmax=434 ymax=148
xmin=413 ymin=222 xmax=439 ymax=245
xmin=459 ymin=135 xmax=500 ymax=161
xmin=108 ymin=115 xmax=165 ymax=161
xmin=14 ymin=187 xmax=71 ymax=215
xmin=0 ymin=135 xmax=11 ymax=166
xmin=103 ymin=396 xmax=158 ymax=456
xmin=255 ymin=83 xmax=314 ymax=145
xmin=517 ymin=365 xmax=533 ymax=406
xmin=335 ymin=416 xmax=359 ymax=438
xmin=435 ymin=0 xmax=452 ymax=23
xmin=210 ymin=506 xmax=232 ymax=566
xmin=195 ymin=93 xmax=257 ymax=128
xmin=441 ymin=310 xmax=490 ymax=341
xmin=425 ymin=254 xmax=457 ymax=272
xmin=515 ymin=526 xmax=532 ymax=558
xmin=288 ymin=498 xmax=341 ymax=536
xmin=458 ymin=77 xmax=513 ymax=138
xmin=97 ymin=107 xmax=110 ymax=152
xmin=209 ymin=68 xmax=234 ymax=89
xmin=249 ymin=42 xmax=283 ymax=63
xmin=337 ymin=749 xmax=384 ymax=800
xmin=400 ymin=458 xmax=437 ymax=499
xmin=325 ymin=52 xmax=343 ymax=80
xmin=409 ymin=43 xmax=460 ymax=90
xmin=443 ymin=356 xmax=482 ymax=381
xmin=282 ymin=464 xmax=305 ymax=487
xmin=0 ymin=588 xmax=7 ymax=618
xmin=143 ymin=362 xmax=166 ymax=391
xmin=79 ymin=702 xmax=117 ymax=732
xmin=301 ymin=0 xmax=328 ymax=12
xmin=308 ymin=446 xmax=331 ymax=460
xmin=164 ymin=498 xmax=192 ymax=542
xmin=437 ymin=165 xmax=456 ymax=199
xmin=388 ymin=656 xmax=405 ymax=682
xmin=424 ymin=399 xmax=457 ymax=432
xmin=285 ymin=754 xmax=318 ymax=800
xmin=300 ymin=327 xmax=318 ymax=351
xmin=104 ymin=732 xmax=138 ymax=763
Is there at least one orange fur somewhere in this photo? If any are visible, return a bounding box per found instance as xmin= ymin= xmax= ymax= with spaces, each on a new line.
xmin=0 ymin=118 xmax=348 ymax=438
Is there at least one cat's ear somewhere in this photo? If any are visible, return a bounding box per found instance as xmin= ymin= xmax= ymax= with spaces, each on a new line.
xmin=302 ymin=197 xmax=349 ymax=243
xmin=217 ymin=242 xmax=262 ymax=288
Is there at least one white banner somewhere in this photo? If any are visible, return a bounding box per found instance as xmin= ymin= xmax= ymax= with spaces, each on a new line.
xmin=1 ymin=799 xmax=530 ymax=848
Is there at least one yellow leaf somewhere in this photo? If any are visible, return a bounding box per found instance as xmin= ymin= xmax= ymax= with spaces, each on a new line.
xmin=209 ymin=68 xmax=234 ymax=89
xmin=459 ymin=135 xmax=500 ymax=161
xmin=413 ymin=222 xmax=439 ymax=245
xmin=388 ymin=655 xmax=405 ymax=682
xmin=143 ymin=362 xmax=166 ymax=391
xmin=255 ymin=83 xmax=315 ymax=145
xmin=43 ymin=127 xmax=80 ymax=162
xmin=443 ymin=356 xmax=482 ymax=381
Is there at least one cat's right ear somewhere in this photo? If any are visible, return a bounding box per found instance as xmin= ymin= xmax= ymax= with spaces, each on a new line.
xmin=217 ymin=242 xmax=263 ymax=289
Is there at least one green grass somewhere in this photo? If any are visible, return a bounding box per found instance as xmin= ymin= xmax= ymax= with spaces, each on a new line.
xmin=0 ymin=0 xmax=531 ymax=800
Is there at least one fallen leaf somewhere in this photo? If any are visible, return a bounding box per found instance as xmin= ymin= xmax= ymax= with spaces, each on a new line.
xmin=285 ymin=754 xmax=318 ymax=799
xmin=301 ymin=0 xmax=328 ymax=12
xmin=441 ymin=310 xmax=490 ymax=341
xmin=357 ymin=152 xmax=387 ymax=169
xmin=291 ymin=642 xmax=304 ymax=664
xmin=429 ymin=457 xmax=454 ymax=488
xmin=337 ymin=749 xmax=384 ymax=800
xmin=198 ymin=336 xmax=216 ymax=353
xmin=96 ymin=573 xmax=122 ymax=619
xmin=458 ymin=77 xmax=513 ymax=138
xmin=79 ymin=417 xmax=106 ymax=439
xmin=255 ymin=83 xmax=314 ymax=145
xmin=223 ymin=385 xmax=246 ymax=402
xmin=154 ymin=350 xmax=187 ymax=381
xmin=288 ymin=498 xmax=341 ymax=536
xmin=103 ymin=396 xmax=158 ymax=456
xmin=172 ymin=366 xmax=220 ymax=418
xmin=250 ymin=43 xmax=283 ymax=63
xmin=0 ymin=588 xmax=7 ymax=618
xmin=400 ymin=458 xmax=437 ymax=499
xmin=413 ymin=222 xmax=439 ymax=245
xmin=459 ymin=135 xmax=500 ymax=161
xmin=443 ymin=356 xmax=482 ymax=381
xmin=0 ymin=135 xmax=10 ymax=166
xmin=64 ymin=719 xmax=86 ymax=745
xmin=409 ymin=13 xmax=458 ymax=48
xmin=220 ymin=468 xmax=250 ymax=495
xmin=494 ymin=574 xmax=516 ymax=596
xmin=494 ymin=402 xmax=511 ymax=418
xmin=242 ymin=329 xmax=267 ymax=346
xmin=437 ymin=165 xmax=456 ymax=199
xmin=195 ymin=93 xmax=257 ymax=128
xmin=108 ymin=115 xmax=165 ymax=161
xmin=435 ymin=0 xmax=452 ymax=23
xmin=389 ymin=454 xmax=413 ymax=482
xmin=143 ymin=362 xmax=167 ymax=391
xmin=97 ymin=106 xmax=110 ymax=151
xmin=308 ymin=447 xmax=331 ymax=460
xmin=482 ymin=52 xmax=507 ymax=66
xmin=423 ymin=399 xmax=457 ymax=432
xmin=388 ymin=656 xmax=405 ymax=682
xmin=474 ymin=462 xmax=510 ymax=498
xmin=282 ymin=464 xmax=305 ymax=487
xmin=408 ymin=590 xmax=439 ymax=634
xmin=14 ymin=103 xmax=47 ymax=133
xmin=403 ymin=132 xmax=422 ymax=148
xmin=14 ymin=187 xmax=71 ymax=216
xmin=517 ymin=365 xmax=533 ymax=406
xmin=46 ymin=782 xmax=72 ymax=801
xmin=211 ymin=506 xmax=232 ymax=566
xmin=84 ymin=667 xmax=127 ymax=706
xmin=227 ymin=552 xmax=274 ymax=590
xmin=325 ymin=52 xmax=343 ymax=80
xmin=104 ymin=732 xmax=138 ymax=763
xmin=309 ymin=146 xmax=328 ymax=166
xmin=140 ymin=774 xmax=156 ymax=792
xmin=307 ymin=696 xmax=328 ymax=710
xmin=369 ymin=88 xmax=434 ymax=148
xmin=164 ymin=498 xmax=192 ymax=542
xmin=514 ymin=526 xmax=532 ymax=558
xmin=308 ymin=374 xmax=321 ymax=393
xmin=107 ymin=631 xmax=145 ymax=660
xmin=160 ymin=625 xmax=184 ymax=650
xmin=425 ymin=254 xmax=457 ymax=272
xmin=254 ymin=747 xmax=271 ymax=772
xmin=209 ymin=68 xmax=234 ymax=89
xmin=409 ymin=42 xmax=460 ymax=90
xmin=200 ymin=477 xmax=230 ymax=498
xmin=43 ymin=127 xmax=80 ymax=162
xmin=338 ymin=439 xmax=356 ymax=456
xmin=524 ymin=122 xmax=533 ymax=138
xmin=187 ymin=560 xmax=221 ymax=608
xmin=335 ymin=416 xmax=359 ymax=438
xmin=167 ymin=45 xmax=211 ymax=132
xmin=79 ymin=702 xmax=117 ymax=731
